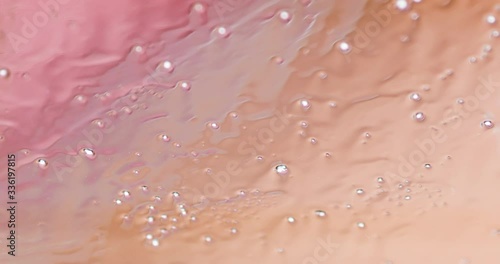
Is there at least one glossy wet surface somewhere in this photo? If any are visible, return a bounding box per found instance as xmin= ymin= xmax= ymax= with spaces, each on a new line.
xmin=1 ymin=0 xmax=500 ymax=263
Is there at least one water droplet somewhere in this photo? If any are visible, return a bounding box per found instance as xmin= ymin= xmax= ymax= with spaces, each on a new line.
xmin=299 ymin=99 xmax=311 ymax=110
xmin=300 ymin=121 xmax=309 ymax=128
xmin=160 ymin=60 xmax=174 ymax=72
xmin=230 ymin=228 xmax=238 ymax=234
xmin=192 ymin=2 xmax=206 ymax=13
xmin=278 ymin=10 xmax=292 ymax=22
xmin=364 ymin=132 xmax=371 ymax=138
xmin=37 ymin=159 xmax=48 ymax=169
xmin=395 ymin=0 xmax=410 ymax=11
xmin=172 ymin=191 xmax=180 ymax=198
xmin=482 ymin=120 xmax=494 ymax=129
xmin=122 ymin=190 xmax=131 ymax=197
xmin=315 ymin=210 xmax=327 ymax=217
xmin=160 ymin=134 xmax=170 ymax=142
xmin=357 ymin=222 xmax=366 ymax=229
xmin=215 ymin=26 xmax=230 ymax=38
xmin=377 ymin=177 xmax=385 ymax=183
xmin=457 ymin=98 xmax=465 ymax=104
xmin=486 ymin=14 xmax=496 ymax=24
xmin=147 ymin=216 xmax=154 ymax=224
xmin=413 ymin=112 xmax=425 ymax=122
xmin=404 ymin=195 xmax=412 ymax=200
xmin=209 ymin=122 xmax=219 ymax=129
xmin=310 ymin=138 xmax=317 ymax=144
xmin=356 ymin=188 xmax=365 ymax=195
xmin=424 ymin=163 xmax=432 ymax=169
xmin=338 ymin=41 xmax=351 ymax=54
xmin=483 ymin=44 xmax=493 ymax=53
xmin=81 ymin=148 xmax=96 ymax=159
xmin=491 ymin=30 xmax=500 ymax=38
xmin=133 ymin=45 xmax=144 ymax=53
xmin=74 ymin=94 xmax=87 ymax=104
xmin=151 ymin=239 xmax=160 ymax=247
xmin=0 ymin=68 xmax=10 ymax=78
xmin=178 ymin=81 xmax=191 ymax=91
xmin=409 ymin=92 xmax=421 ymax=101
xmin=287 ymin=216 xmax=295 ymax=223
xmin=275 ymin=164 xmax=289 ymax=175
xmin=204 ymin=236 xmax=212 ymax=243
xmin=114 ymin=199 xmax=122 ymax=205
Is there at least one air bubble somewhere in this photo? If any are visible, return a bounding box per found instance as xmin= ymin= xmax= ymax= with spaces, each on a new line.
xmin=299 ymin=99 xmax=311 ymax=110
xmin=424 ymin=163 xmax=432 ymax=169
xmin=0 ymin=68 xmax=10 ymax=78
xmin=122 ymin=190 xmax=131 ymax=197
xmin=204 ymin=236 xmax=213 ymax=243
xmin=413 ymin=112 xmax=425 ymax=122
xmin=409 ymin=92 xmax=421 ymax=101
xmin=338 ymin=41 xmax=351 ymax=54
xmin=114 ymin=199 xmax=122 ymax=205
xmin=146 ymin=234 xmax=153 ymax=240
xmin=357 ymin=222 xmax=366 ymax=229
xmin=178 ymin=81 xmax=191 ymax=91
xmin=133 ymin=45 xmax=144 ymax=53
xmin=356 ymin=188 xmax=365 ymax=195
xmin=81 ymin=148 xmax=96 ymax=159
xmin=482 ymin=120 xmax=494 ymax=129
xmin=151 ymin=239 xmax=160 ymax=247
xmin=215 ymin=26 xmax=230 ymax=38
xmin=192 ymin=2 xmax=206 ymax=13
xmin=486 ymin=14 xmax=497 ymax=24
xmin=404 ymin=195 xmax=412 ymax=200
xmin=275 ymin=164 xmax=289 ymax=175
xmin=278 ymin=10 xmax=292 ymax=22
xmin=287 ymin=216 xmax=295 ymax=223
xmin=395 ymin=0 xmax=409 ymax=11
xmin=209 ymin=122 xmax=219 ymax=129
xmin=315 ymin=210 xmax=326 ymax=217
xmin=230 ymin=228 xmax=238 ymax=234
xmin=491 ymin=30 xmax=500 ymax=38
xmin=377 ymin=177 xmax=385 ymax=183
xmin=37 ymin=159 xmax=48 ymax=169
xmin=160 ymin=134 xmax=170 ymax=142
xmin=160 ymin=61 xmax=174 ymax=72
xmin=483 ymin=44 xmax=493 ymax=53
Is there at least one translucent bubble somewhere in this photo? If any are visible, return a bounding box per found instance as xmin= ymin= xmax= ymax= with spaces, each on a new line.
xmin=299 ymin=99 xmax=311 ymax=110
xmin=172 ymin=191 xmax=180 ymax=198
xmin=482 ymin=120 xmax=494 ymax=129
xmin=81 ymin=148 xmax=96 ymax=159
xmin=395 ymin=0 xmax=409 ymax=11
xmin=413 ymin=112 xmax=425 ymax=122
xmin=338 ymin=41 xmax=351 ymax=54
xmin=151 ymin=239 xmax=160 ymax=247
xmin=457 ymin=98 xmax=465 ymax=104
xmin=486 ymin=14 xmax=497 ymax=24
xmin=74 ymin=95 xmax=87 ymax=104
xmin=215 ymin=26 xmax=230 ymax=38
xmin=356 ymin=188 xmax=365 ymax=195
xmin=203 ymin=236 xmax=212 ymax=243
xmin=122 ymin=190 xmax=131 ymax=197
xmin=160 ymin=134 xmax=170 ymax=142
xmin=377 ymin=177 xmax=385 ymax=183
xmin=287 ymin=216 xmax=295 ymax=223
xmin=409 ymin=92 xmax=421 ymax=101
xmin=209 ymin=122 xmax=219 ymax=129
xmin=145 ymin=234 xmax=153 ymax=240
xmin=491 ymin=30 xmax=500 ymax=38
xmin=37 ymin=159 xmax=48 ymax=169
xmin=178 ymin=81 xmax=191 ymax=91
xmin=114 ymin=199 xmax=122 ymax=205
xmin=410 ymin=12 xmax=419 ymax=20
xmin=133 ymin=45 xmax=144 ymax=53
xmin=469 ymin=56 xmax=477 ymax=63
xmin=278 ymin=10 xmax=292 ymax=22
xmin=424 ymin=163 xmax=432 ymax=169
xmin=300 ymin=121 xmax=308 ymax=128
xmin=404 ymin=195 xmax=412 ymax=200
xmin=147 ymin=216 xmax=154 ymax=224
xmin=315 ymin=210 xmax=327 ymax=217
xmin=230 ymin=228 xmax=238 ymax=234
xmin=160 ymin=60 xmax=174 ymax=72
xmin=483 ymin=44 xmax=493 ymax=53
xmin=357 ymin=222 xmax=366 ymax=229
xmin=192 ymin=2 xmax=206 ymax=13
xmin=0 ymin=68 xmax=10 ymax=78
xmin=275 ymin=164 xmax=289 ymax=175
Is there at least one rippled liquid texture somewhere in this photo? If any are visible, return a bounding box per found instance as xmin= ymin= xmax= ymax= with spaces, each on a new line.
xmin=1 ymin=0 xmax=500 ymax=263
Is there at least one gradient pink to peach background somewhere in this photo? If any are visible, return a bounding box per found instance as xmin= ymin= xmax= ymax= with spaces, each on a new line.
xmin=1 ymin=0 xmax=500 ymax=263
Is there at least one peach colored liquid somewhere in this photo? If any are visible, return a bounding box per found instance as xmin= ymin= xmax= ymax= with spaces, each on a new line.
xmin=1 ymin=0 xmax=500 ymax=263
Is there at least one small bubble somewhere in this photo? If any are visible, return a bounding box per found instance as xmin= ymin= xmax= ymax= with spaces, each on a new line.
xmin=146 ymin=234 xmax=153 ymax=240
xmin=483 ymin=44 xmax=493 ymax=53
xmin=329 ymin=101 xmax=338 ymax=108
xmin=413 ymin=112 xmax=425 ymax=122
xmin=122 ymin=190 xmax=131 ymax=197
xmin=275 ymin=164 xmax=289 ymax=175
xmin=133 ymin=45 xmax=144 ymax=53
xmin=209 ymin=122 xmax=219 ymax=129
xmin=317 ymin=71 xmax=328 ymax=79
xmin=190 ymin=216 xmax=197 ymax=221
xmin=486 ymin=14 xmax=497 ymax=24
xmin=172 ymin=191 xmax=180 ymax=198
xmin=491 ymin=30 xmax=500 ymax=38
xmin=204 ymin=236 xmax=212 ymax=243
xmin=357 ymin=222 xmax=366 ymax=229
xmin=114 ymin=199 xmax=122 ymax=205
xmin=300 ymin=121 xmax=309 ymax=128
xmin=469 ymin=56 xmax=477 ymax=63
xmin=364 ymin=132 xmax=371 ymax=138
xmin=315 ymin=210 xmax=327 ymax=217
xmin=74 ymin=94 xmax=87 ymax=104
xmin=287 ymin=216 xmax=295 ymax=223
xmin=377 ymin=177 xmax=385 ymax=183
xmin=0 ymin=68 xmax=10 ymax=78
xmin=192 ymin=2 xmax=206 ymax=13
xmin=37 ymin=159 xmax=48 ymax=169
xmin=338 ymin=41 xmax=351 ymax=54
xmin=160 ymin=60 xmax=174 ymax=72
xmin=215 ymin=26 xmax=230 ymax=38
xmin=310 ymin=138 xmax=317 ymax=145
xmin=147 ymin=216 xmax=154 ymax=224
xmin=278 ymin=10 xmax=292 ymax=22
xmin=151 ymin=239 xmax=160 ymax=247
xmin=424 ymin=163 xmax=432 ymax=169
xmin=457 ymin=98 xmax=465 ymax=104
xmin=81 ymin=148 xmax=96 ymax=159
xmin=160 ymin=134 xmax=170 ymax=142
xmin=356 ymin=188 xmax=365 ymax=195
xmin=178 ymin=81 xmax=191 ymax=91
xmin=230 ymin=228 xmax=238 ymax=234
xmin=404 ymin=195 xmax=412 ymax=200
xmin=300 ymin=99 xmax=311 ymax=110
xmin=409 ymin=92 xmax=421 ymax=101
xmin=410 ymin=12 xmax=419 ymax=20
xmin=395 ymin=0 xmax=410 ymax=11
xmin=482 ymin=120 xmax=494 ymax=129
xmin=345 ymin=204 xmax=352 ymax=209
